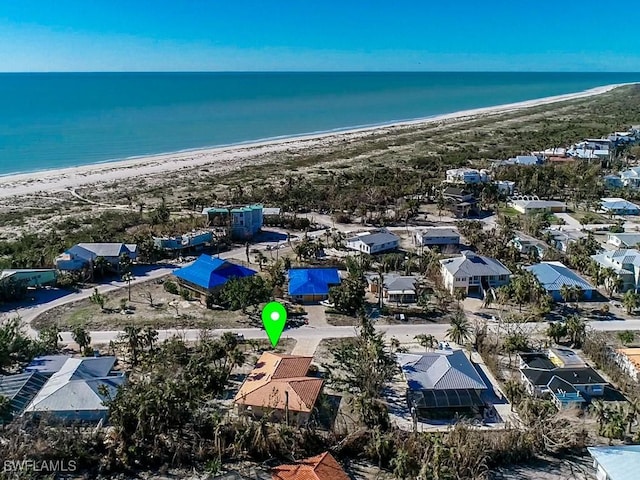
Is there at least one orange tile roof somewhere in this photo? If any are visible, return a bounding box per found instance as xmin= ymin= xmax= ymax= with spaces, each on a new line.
xmin=235 ymin=352 xmax=322 ymax=413
xmin=272 ymin=452 xmax=350 ymax=480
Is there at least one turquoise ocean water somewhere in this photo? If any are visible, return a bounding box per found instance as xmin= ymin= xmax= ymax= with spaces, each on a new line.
xmin=1 ymin=72 xmax=639 ymax=176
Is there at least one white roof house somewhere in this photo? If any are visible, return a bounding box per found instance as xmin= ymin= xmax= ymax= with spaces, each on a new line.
xmin=346 ymin=230 xmax=400 ymax=254
xmin=23 ymin=356 xmax=125 ymax=423
xmin=600 ymin=198 xmax=640 ymax=215
xmin=414 ymin=227 xmax=460 ymax=246
xmin=588 ymin=445 xmax=640 ymax=480
xmin=439 ymin=251 xmax=511 ymax=295
xmin=501 ymin=155 xmax=540 ymax=166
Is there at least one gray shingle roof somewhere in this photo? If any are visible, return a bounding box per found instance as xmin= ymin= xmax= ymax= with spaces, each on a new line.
xmin=417 ymin=228 xmax=460 ymax=238
xmin=397 ymin=350 xmax=487 ymax=391
xmin=521 ymin=367 xmax=606 ymax=386
xmin=75 ymin=243 xmax=135 ymax=259
xmin=440 ymin=251 xmax=511 ymax=277
xmin=347 ymin=231 xmax=399 ymax=247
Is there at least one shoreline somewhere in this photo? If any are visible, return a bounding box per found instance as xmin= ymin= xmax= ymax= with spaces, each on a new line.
xmin=0 ymin=82 xmax=631 ymax=199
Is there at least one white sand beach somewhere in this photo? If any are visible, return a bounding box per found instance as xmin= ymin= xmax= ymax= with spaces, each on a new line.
xmin=0 ymin=83 xmax=630 ymax=200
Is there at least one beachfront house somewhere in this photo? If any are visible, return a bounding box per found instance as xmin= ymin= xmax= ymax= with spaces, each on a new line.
xmin=525 ymin=261 xmax=596 ymax=302
xmin=500 ymin=155 xmax=541 ymax=166
xmin=439 ymin=250 xmax=511 ymax=296
xmin=55 ymin=243 xmax=137 ymax=272
xmin=22 ymin=356 xmax=126 ymax=423
xmin=397 ymin=350 xmax=488 ymax=419
xmin=201 ymin=204 xmax=263 ymax=240
xmin=591 ymin=249 xmax=640 ymax=293
xmin=0 ymin=269 xmax=57 ymax=290
xmin=346 ymin=229 xmax=399 ymax=254
xmin=599 ymin=198 xmax=640 ymax=216
xmin=234 ymin=352 xmax=323 ymax=426
xmin=414 ymin=227 xmax=460 ymax=247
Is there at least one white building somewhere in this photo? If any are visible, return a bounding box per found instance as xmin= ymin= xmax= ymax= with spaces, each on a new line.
xmin=608 ymin=233 xmax=640 ymax=249
xmin=494 ymin=180 xmax=515 ymax=195
xmin=600 ymin=198 xmax=640 ymax=216
xmin=588 ymin=445 xmax=640 ymax=480
xmin=445 ymin=168 xmax=489 ymax=184
xmin=592 ymin=249 xmax=640 ymax=293
xmin=439 ymin=250 xmax=511 ymax=295
xmin=414 ymin=227 xmax=460 ymax=247
xmin=346 ymin=230 xmax=400 ymax=254
xmin=508 ymin=196 xmax=567 ymax=214
xmin=619 ymin=167 xmax=640 ymax=188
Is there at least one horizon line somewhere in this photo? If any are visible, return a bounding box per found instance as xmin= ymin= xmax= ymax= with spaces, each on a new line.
xmin=1 ymin=70 xmax=640 ymax=74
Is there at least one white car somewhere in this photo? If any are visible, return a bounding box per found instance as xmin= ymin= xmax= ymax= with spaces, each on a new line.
xmin=319 ymin=300 xmax=335 ymax=308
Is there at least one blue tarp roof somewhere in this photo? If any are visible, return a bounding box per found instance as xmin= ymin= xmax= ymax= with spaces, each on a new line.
xmin=174 ymin=255 xmax=256 ymax=289
xmin=288 ymin=268 xmax=341 ymax=296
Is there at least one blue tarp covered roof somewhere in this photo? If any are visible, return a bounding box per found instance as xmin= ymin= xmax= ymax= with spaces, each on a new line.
xmin=288 ymin=268 xmax=341 ymax=296
xmin=174 ymin=255 xmax=256 ymax=290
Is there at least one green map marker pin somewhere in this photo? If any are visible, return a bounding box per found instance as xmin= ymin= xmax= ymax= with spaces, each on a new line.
xmin=262 ymin=301 xmax=287 ymax=347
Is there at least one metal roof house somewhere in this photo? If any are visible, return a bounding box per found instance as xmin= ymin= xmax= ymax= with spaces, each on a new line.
xmin=414 ymin=227 xmax=460 ymax=247
xmin=0 ymin=372 xmax=48 ymax=423
xmin=588 ymin=445 xmax=640 ymax=480
xmin=346 ymin=230 xmax=399 ymax=254
xmin=508 ymin=196 xmax=567 ymax=214
xmin=525 ymin=261 xmax=596 ymax=302
xmin=600 ymin=198 xmax=640 ymax=216
xmin=608 ymin=232 xmax=640 ymax=249
xmin=173 ymin=255 xmax=256 ymax=300
xmin=288 ymin=268 xmax=341 ymax=303
xmin=592 ymin=249 xmax=640 ymax=293
xmin=23 ymin=356 xmax=125 ymax=423
xmin=397 ymin=350 xmax=488 ymax=419
xmin=367 ymin=274 xmax=419 ymax=304
xmin=439 ymin=250 xmax=511 ymax=296
xmin=55 ymin=243 xmax=137 ymax=272
xmin=25 ymin=355 xmax=72 ymax=377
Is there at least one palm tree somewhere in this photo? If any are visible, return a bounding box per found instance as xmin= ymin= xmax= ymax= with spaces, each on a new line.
xmin=446 ymin=312 xmax=471 ymax=347
xmin=565 ymin=315 xmax=586 ymax=348
xmin=503 ymin=379 xmax=525 ymax=411
xmin=590 ymin=400 xmax=608 ymax=435
xmin=71 ymin=325 xmax=91 ymax=354
xmin=122 ymin=271 xmax=134 ymax=301
xmin=546 ymin=322 xmax=567 ymax=345
xmin=414 ymin=334 xmax=437 ymax=351
xmin=560 ymin=284 xmax=572 ymax=306
xmin=92 ymin=255 xmax=109 ymax=280
xmin=623 ymin=290 xmax=640 ymax=315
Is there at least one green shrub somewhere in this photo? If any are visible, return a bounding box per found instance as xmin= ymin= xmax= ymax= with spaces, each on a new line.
xmin=163 ymin=279 xmax=179 ymax=295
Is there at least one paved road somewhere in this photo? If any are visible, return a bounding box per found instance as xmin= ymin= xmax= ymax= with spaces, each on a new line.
xmin=6 ymin=244 xmax=252 ymax=338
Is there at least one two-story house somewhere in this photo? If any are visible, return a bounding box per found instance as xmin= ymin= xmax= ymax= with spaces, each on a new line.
xmin=439 ymin=250 xmax=511 ymax=296
xmin=592 ymin=249 xmax=640 ymax=293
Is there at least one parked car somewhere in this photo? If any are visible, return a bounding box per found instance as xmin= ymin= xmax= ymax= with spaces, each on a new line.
xmin=320 ymin=300 xmax=335 ymax=308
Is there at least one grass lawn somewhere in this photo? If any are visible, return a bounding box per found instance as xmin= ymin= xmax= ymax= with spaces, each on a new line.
xmin=498 ymin=206 xmax=520 ymax=217
xmin=569 ymin=210 xmax=611 ymax=224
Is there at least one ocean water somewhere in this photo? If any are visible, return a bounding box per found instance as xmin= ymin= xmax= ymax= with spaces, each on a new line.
xmin=1 ymin=72 xmax=639 ymax=176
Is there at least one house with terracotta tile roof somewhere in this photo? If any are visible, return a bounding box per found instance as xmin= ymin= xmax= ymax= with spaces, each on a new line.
xmin=272 ymin=452 xmax=350 ymax=480
xmin=234 ymin=352 xmax=323 ymax=425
